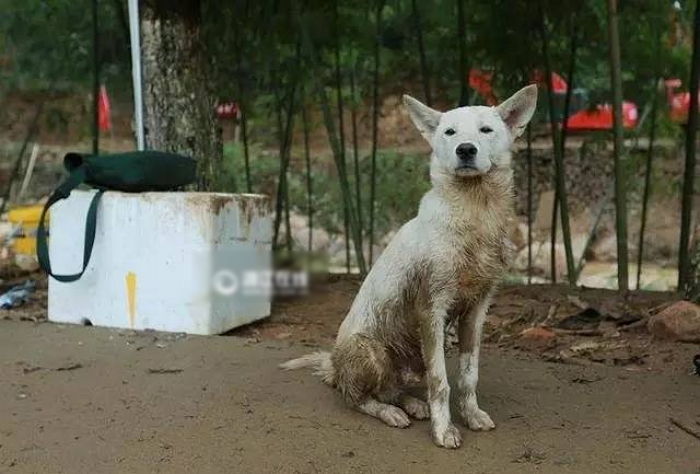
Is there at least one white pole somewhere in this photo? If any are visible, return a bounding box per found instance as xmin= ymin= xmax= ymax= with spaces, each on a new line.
xmin=128 ymin=0 xmax=145 ymax=150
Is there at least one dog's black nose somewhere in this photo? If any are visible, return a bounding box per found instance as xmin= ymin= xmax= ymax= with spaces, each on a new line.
xmin=456 ymin=143 xmax=478 ymax=166
xmin=456 ymin=143 xmax=478 ymax=159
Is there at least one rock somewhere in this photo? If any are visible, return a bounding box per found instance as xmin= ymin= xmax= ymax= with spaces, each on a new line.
xmin=14 ymin=254 xmax=39 ymax=272
xmin=508 ymin=222 xmax=528 ymax=251
xmin=647 ymin=301 xmax=700 ymax=342
xmin=589 ymin=232 xmax=617 ymax=262
xmin=288 ymin=212 xmax=331 ymax=252
xmin=519 ymin=327 xmax=556 ymax=349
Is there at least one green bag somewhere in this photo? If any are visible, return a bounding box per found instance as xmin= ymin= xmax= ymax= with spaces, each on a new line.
xmin=37 ymin=151 xmax=197 ymax=282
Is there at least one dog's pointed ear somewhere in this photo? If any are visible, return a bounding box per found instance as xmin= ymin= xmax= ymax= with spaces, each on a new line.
xmin=403 ymin=94 xmax=442 ymax=142
xmin=496 ymin=85 xmax=538 ymax=138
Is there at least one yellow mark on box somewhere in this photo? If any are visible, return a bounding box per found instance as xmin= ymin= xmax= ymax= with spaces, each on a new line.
xmin=126 ymin=272 xmax=137 ymax=328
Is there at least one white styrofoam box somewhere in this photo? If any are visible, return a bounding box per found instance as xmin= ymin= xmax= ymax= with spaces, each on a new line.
xmin=48 ymin=190 xmax=272 ymax=335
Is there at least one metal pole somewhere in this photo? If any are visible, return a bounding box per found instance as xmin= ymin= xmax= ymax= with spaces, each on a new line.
xmin=128 ymin=0 xmax=145 ymax=150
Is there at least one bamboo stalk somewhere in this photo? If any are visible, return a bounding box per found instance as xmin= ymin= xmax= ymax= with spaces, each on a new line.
xmin=637 ymin=80 xmax=661 ymax=289
xmin=272 ymin=55 xmax=299 ymax=250
xmin=240 ymin=108 xmax=252 ymax=193
xmin=551 ymin=19 xmax=579 ymax=284
xmin=538 ymin=4 xmax=576 ymax=286
xmin=679 ymin=0 xmax=700 ymax=289
xmin=526 ymin=123 xmax=533 ymax=284
xmin=334 ymin=0 xmax=350 ymax=273
xmin=607 ymin=0 xmax=630 ymax=291
xmin=301 ymin=98 xmax=313 ymax=253
xmin=456 ymin=0 xmax=468 ymax=106
xmin=92 ymin=0 xmax=100 ymax=155
xmin=298 ymin=9 xmax=367 ymax=274
xmin=350 ymin=63 xmax=363 ymax=252
xmin=411 ymin=0 xmax=432 ymax=106
xmin=369 ymin=0 xmax=385 ymax=267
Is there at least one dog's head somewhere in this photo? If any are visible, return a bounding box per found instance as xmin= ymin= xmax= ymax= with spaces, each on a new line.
xmin=403 ymin=85 xmax=537 ymax=179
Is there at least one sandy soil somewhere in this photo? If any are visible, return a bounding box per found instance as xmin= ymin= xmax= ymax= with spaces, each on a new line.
xmin=1 ymin=276 xmax=699 ymax=473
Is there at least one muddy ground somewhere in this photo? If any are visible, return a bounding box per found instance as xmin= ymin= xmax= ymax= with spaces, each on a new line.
xmin=1 ymin=275 xmax=699 ymax=473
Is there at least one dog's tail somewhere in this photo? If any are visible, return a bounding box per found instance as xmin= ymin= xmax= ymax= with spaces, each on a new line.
xmin=279 ymin=351 xmax=334 ymax=385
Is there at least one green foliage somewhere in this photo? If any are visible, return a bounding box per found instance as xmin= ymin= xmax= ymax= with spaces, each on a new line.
xmin=2 ymin=0 xmax=693 ymax=121
xmin=223 ymin=141 xmax=429 ymax=238
xmin=0 ymin=0 xmax=129 ymax=91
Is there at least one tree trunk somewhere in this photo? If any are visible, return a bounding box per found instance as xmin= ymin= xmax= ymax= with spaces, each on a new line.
xmin=141 ymin=0 xmax=222 ymax=191
xmin=606 ymin=0 xmax=629 ymax=291
xmin=679 ymin=0 xmax=700 ymax=289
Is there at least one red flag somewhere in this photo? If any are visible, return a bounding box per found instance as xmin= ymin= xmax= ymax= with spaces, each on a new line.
xmin=98 ymin=85 xmax=112 ymax=132
xmin=468 ymin=69 xmax=498 ymax=105
xmin=566 ymin=101 xmax=638 ymax=130
xmin=531 ymin=70 xmax=568 ymax=94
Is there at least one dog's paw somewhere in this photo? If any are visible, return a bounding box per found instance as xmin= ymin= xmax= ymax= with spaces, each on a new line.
xmin=432 ymin=424 xmax=462 ymax=449
xmin=402 ymin=397 xmax=430 ymax=420
xmin=464 ymin=408 xmax=495 ymax=431
xmin=379 ymin=405 xmax=411 ymax=428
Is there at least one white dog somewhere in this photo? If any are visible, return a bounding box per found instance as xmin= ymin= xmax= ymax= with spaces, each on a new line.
xmin=282 ymin=85 xmax=537 ymax=448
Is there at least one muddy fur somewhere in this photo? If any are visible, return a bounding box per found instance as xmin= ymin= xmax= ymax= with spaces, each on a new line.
xmin=282 ymin=85 xmax=538 ymax=449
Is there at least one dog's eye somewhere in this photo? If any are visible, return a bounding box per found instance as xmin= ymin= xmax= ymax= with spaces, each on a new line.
xmin=445 ymin=128 xmax=456 ymax=136
xmin=480 ymin=126 xmax=493 ymax=134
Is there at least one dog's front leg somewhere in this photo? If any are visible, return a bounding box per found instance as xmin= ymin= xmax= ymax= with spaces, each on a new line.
xmin=420 ymin=302 xmax=462 ymax=449
xmin=457 ymin=293 xmax=496 ymax=431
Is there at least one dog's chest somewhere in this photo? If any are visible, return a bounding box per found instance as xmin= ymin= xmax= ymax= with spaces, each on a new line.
xmin=453 ymin=229 xmax=507 ymax=298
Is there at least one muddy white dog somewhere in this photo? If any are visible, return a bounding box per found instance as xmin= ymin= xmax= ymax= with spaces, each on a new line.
xmin=282 ymin=85 xmax=537 ymax=449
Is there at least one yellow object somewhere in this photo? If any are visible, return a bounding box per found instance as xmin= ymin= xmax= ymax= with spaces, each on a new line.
xmin=7 ymin=205 xmax=45 ymax=225
xmin=13 ymin=237 xmax=36 ymax=254
xmin=126 ymin=272 xmax=137 ymax=328
xmin=7 ymin=205 xmax=47 ymax=256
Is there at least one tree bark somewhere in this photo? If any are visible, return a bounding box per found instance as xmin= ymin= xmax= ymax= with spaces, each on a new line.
xmin=606 ymin=0 xmax=629 ymax=291
xmin=141 ymin=0 xmax=222 ymax=191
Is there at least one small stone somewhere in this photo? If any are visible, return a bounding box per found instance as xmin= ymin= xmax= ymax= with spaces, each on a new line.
xmin=647 ymin=301 xmax=700 ymax=341
xmin=520 ymin=327 xmax=556 ymax=340
xmin=519 ymin=327 xmax=556 ymax=349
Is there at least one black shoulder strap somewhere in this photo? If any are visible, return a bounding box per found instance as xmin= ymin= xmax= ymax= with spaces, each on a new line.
xmin=36 ymin=167 xmax=105 ymax=282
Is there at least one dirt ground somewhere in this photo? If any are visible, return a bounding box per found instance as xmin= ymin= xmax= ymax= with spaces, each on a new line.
xmin=1 ymin=275 xmax=699 ymax=473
